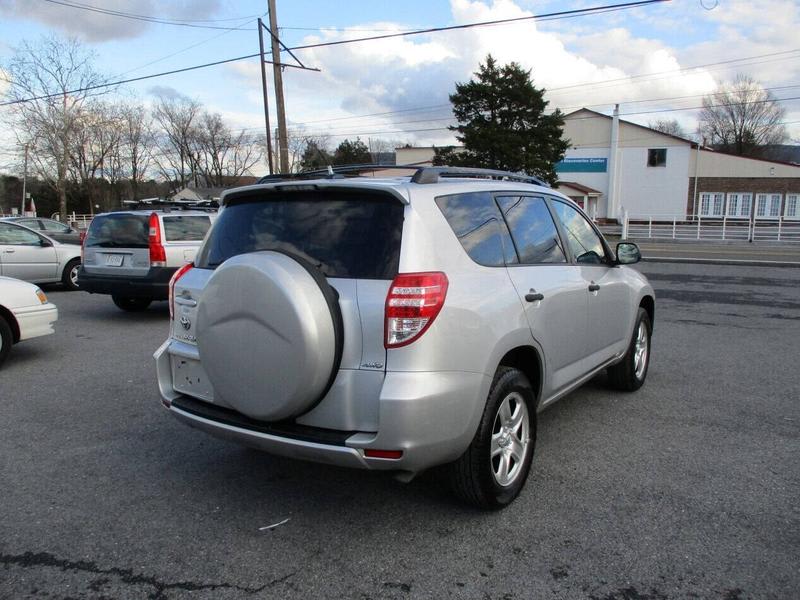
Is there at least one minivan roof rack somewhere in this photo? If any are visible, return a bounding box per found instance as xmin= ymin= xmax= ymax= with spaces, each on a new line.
xmin=257 ymin=164 xmax=550 ymax=187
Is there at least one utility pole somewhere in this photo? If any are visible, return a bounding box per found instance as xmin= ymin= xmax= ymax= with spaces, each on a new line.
xmin=257 ymin=18 xmax=275 ymax=175
xmin=20 ymin=144 xmax=28 ymax=216
xmin=268 ymin=0 xmax=290 ymax=173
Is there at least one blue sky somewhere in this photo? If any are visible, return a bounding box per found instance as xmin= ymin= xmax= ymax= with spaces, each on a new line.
xmin=1 ymin=0 xmax=798 ymax=157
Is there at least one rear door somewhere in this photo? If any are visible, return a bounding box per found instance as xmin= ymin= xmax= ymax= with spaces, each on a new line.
xmin=495 ymin=195 xmax=591 ymax=396
xmin=82 ymin=213 xmax=151 ymax=277
xmin=549 ymin=198 xmax=631 ymax=363
xmin=0 ymin=222 xmax=59 ymax=282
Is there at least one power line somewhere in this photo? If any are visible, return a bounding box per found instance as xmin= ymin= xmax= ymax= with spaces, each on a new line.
xmin=2 ymin=0 xmax=670 ymax=107
xmin=39 ymin=0 xmax=259 ymax=30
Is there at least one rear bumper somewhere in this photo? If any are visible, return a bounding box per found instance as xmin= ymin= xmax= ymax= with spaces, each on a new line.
xmin=154 ymin=339 xmax=490 ymax=473
xmin=78 ymin=266 xmax=176 ymax=300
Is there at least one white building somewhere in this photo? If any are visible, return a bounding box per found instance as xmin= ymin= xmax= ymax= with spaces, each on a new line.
xmin=395 ymin=107 xmax=800 ymax=223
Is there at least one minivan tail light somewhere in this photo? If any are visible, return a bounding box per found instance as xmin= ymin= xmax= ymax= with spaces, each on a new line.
xmin=148 ymin=213 xmax=166 ymax=267
xmin=385 ymin=272 xmax=448 ymax=348
xmin=169 ymin=262 xmax=193 ymax=320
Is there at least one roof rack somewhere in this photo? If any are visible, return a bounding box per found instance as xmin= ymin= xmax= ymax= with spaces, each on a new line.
xmin=257 ymin=164 xmax=550 ymax=187
xmin=123 ymin=199 xmax=219 ymax=212
xmin=410 ymin=167 xmax=548 ymax=186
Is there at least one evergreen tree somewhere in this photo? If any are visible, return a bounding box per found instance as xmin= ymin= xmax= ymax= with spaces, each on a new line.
xmin=333 ymin=138 xmax=371 ymax=165
xmin=299 ymin=140 xmax=333 ymax=171
xmin=433 ymin=55 xmax=568 ymax=184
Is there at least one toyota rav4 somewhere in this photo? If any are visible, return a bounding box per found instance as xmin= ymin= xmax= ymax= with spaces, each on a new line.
xmin=154 ymin=167 xmax=655 ymax=509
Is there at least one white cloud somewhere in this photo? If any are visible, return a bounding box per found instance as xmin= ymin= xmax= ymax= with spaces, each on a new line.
xmin=0 ymin=0 xmax=222 ymax=42
xmin=229 ymin=0 xmax=726 ymax=145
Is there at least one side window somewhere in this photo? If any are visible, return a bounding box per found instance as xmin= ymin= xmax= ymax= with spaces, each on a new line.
xmin=647 ymin=148 xmax=667 ymax=167
xmin=0 ymin=223 xmax=43 ymax=245
xmin=18 ymin=219 xmax=43 ymax=230
xmin=435 ymin=192 xmax=517 ymax=267
xmin=496 ymin=196 xmax=566 ymax=264
xmin=550 ymin=200 xmax=607 ymax=265
xmin=42 ymin=219 xmax=71 ymax=233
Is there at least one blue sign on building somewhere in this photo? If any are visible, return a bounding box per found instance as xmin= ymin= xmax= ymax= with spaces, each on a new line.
xmin=555 ymin=158 xmax=608 ymax=173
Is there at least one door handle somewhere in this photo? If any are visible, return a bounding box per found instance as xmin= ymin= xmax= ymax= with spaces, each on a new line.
xmin=588 ymin=283 xmax=600 ymax=292
xmin=525 ymin=290 xmax=544 ymax=302
xmin=4 ymin=249 xmax=15 ymax=253
xmin=174 ymin=296 xmax=197 ymax=307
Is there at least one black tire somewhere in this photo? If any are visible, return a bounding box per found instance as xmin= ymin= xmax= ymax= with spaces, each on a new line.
xmin=62 ymin=259 xmax=81 ymax=291
xmin=448 ymin=366 xmax=537 ymax=510
xmin=0 ymin=315 xmax=13 ymax=368
xmin=607 ymin=307 xmax=651 ymax=392
xmin=112 ymin=296 xmax=152 ymax=312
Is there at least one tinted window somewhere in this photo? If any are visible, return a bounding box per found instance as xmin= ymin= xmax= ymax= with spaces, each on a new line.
xmin=647 ymin=148 xmax=667 ymax=167
xmin=0 ymin=222 xmax=42 ymax=245
xmin=497 ymin=196 xmax=566 ymax=264
xmin=197 ymin=191 xmax=403 ymax=279
xmin=435 ymin=192 xmax=517 ymax=267
xmin=163 ymin=216 xmax=211 ymax=242
xmin=85 ymin=214 xmax=149 ymax=248
xmin=550 ymin=200 xmax=607 ymax=264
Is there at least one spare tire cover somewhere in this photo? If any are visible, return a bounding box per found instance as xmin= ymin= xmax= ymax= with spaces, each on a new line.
xmin=195 ymin=251 xmax=339 ymax=421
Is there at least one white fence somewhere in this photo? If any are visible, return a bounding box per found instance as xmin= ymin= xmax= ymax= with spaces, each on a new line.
xmin=623 ymin=213 xmax=800 ymax=244
xmin=51 ymin=212 xmax=94 ymax=229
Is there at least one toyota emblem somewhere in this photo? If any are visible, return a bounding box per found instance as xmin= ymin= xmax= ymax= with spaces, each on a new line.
xmin=179 ymin=316 xmax=191 ymax=330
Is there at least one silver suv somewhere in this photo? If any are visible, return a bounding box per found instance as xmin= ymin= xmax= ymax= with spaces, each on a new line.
xmin=154 ymin=167 xmax=655 ymax=508
xmin=79 ymin=206 xmax=216 ymax=311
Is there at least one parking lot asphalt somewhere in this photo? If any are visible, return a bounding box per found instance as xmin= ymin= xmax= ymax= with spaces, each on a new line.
xmin=1 ymin=262 xmax=798 ymax=600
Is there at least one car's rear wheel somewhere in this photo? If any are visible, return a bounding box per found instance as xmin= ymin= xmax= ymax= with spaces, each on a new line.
xmin=112 ymin=296 xmax=152 ymax=312
xmin=0 ymin=315 xmax=13 ymax=368
xmin=448 ymin=366 xmax=536 ymax=509
xmin=607 ymin=307 xmax=651 ymax=391
xmin=62 ymin=259 xmax=81 ymax=291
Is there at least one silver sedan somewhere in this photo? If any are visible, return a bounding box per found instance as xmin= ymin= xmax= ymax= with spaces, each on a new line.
xmin=0 ymin=220 xmax=83 ymax=290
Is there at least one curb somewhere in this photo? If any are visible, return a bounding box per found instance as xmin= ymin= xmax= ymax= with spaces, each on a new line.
xmin=642 ymin=256 xmax=800 ymax=268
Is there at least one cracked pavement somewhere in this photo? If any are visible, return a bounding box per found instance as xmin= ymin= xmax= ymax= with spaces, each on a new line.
xmin=1 ymin=262 xmax=798 ymax=599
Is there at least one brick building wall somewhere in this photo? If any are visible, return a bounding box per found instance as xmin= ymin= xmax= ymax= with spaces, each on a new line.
xmin=685 ymin=177 xmax=800 ymax=216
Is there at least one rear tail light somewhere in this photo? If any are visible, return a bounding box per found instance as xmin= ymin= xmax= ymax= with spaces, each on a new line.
xmin=148 ymin=213 xmax=166 ymax=267
xmin=169 ymin=262 xmax=193 ymax=320
xmin=385 ymin=272 xmax=448 ymax=348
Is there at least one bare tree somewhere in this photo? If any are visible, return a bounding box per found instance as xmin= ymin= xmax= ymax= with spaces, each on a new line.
xmin=2 ymin=35 xmax=107 ymax=220
xmin=118 ymin=101 xmax=155 ymax=201
xmin=152 ymin=94 xmax=202 ymax=191
xmin=698 ymin=74 xmax=787 ymax=157
xmin=69 ymin=100 xmax=121 ymax=212
xmin=194 ymin=111 xmax=263 ymax=185
xmin=285 ymin=127 xmax=331 ymax=172
xmin=648 ymin=119 xmax=687 ymax=139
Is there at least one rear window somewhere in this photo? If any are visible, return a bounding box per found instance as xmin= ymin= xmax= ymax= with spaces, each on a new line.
xmin=85 ymin=214 xmax=149 ymax=248
xmin=162 ymin=215 xmax=211 ymax=242
xmin=196 ymin=190 xmax=404 ymax=279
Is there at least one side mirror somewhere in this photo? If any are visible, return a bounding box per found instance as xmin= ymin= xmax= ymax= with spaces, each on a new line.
xmin=616 ymin=242 xmax=641 ymax=265
xmin=39 ymin=237 xmax=53 ymax=247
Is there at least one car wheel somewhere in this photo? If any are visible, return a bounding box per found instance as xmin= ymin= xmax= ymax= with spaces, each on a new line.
xmin=62 ymin=259 xmax=81 ymax=291
xmin=607 ymin=307 xmax=651 ymax=392
xmin=448 ymin=366 xmax=536 ymax=509
xmin=112 ymin=296 xmax=152 ymax=312
xmin=0 ymin=315 xmax=13 ymax=368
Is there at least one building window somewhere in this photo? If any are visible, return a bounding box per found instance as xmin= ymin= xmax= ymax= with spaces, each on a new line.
xmin=726 ymin=193 xmax=752 ymax=218
xmin=755 ymin=193 xmax=782 ymax=219
xmin=699 ymin=192 xmax=724 ymax=217
xmin=647 ymin=148 xmax=667 ymax=167
xmin=785 ymin=194 xmax=799 ymax=219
